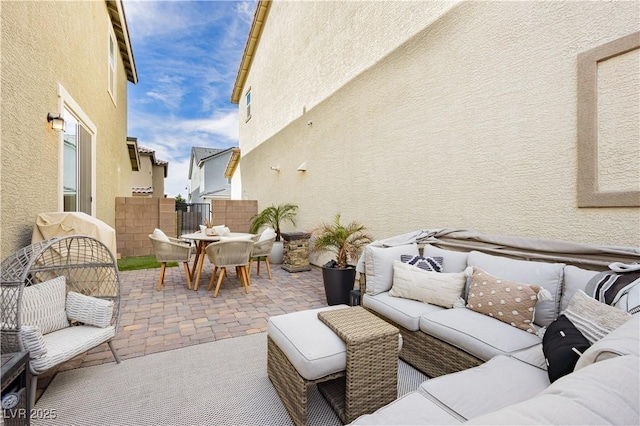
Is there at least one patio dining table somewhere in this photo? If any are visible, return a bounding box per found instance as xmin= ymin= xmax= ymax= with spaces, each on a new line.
xmin=181 ymin=231 xmax=255 ymax=291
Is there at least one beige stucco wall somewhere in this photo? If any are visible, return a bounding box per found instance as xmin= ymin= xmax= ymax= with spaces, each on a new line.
xmin=1 ymin=1 xmax=132 ymax=259
xmin=131 ymin=154 xmax=154 ymax=188
xmin=240 ymin=0 xmax=460 ymax=154
xmin=239 ymin=1 xmax=640 ymax=248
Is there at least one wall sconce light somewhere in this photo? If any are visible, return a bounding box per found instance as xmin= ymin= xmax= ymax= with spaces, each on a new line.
xmin=270 ymin=165 xmax=281 ymax=172
xmin=47 ymin=113 xmax=65 ymax=132
xmin=296 ymin=161 xmax=307 ymax=172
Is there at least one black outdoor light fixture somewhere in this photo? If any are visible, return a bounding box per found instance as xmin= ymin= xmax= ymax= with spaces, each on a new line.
xmin=47 ymin=113 xmax=66 ymax=132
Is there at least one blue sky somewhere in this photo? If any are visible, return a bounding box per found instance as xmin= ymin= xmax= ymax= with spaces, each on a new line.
xmin=125 ymin=0 xmax=255 ymax=198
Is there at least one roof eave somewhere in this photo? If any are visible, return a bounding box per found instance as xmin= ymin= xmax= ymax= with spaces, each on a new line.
xmin=106 ymin=0 xmax=138 ymax=84
xmin=230 ymin=0 xmax=271 ymax=104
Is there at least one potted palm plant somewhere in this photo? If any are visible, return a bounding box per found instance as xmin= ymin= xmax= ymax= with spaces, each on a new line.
xmin=311 ymin=214 xmax=373 ymax=305
xmin=250 ymin=203 xmax=298 ymax=264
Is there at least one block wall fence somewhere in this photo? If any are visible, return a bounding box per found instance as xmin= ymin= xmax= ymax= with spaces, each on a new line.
xmin=115 ymin=197 xmax=258 ymax=258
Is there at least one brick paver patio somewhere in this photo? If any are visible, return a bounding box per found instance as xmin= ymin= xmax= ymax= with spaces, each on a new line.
xmin=36 ymin=262 xmax=329 ymax=399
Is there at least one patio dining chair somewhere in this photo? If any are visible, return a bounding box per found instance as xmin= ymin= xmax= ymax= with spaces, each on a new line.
xmin=249 ymin=228 xmax=276 ymax=283
xmin=205 ymin=239 xmax=254 ymax=297
xmin=148 ymin=229 xmax=193 ymax=290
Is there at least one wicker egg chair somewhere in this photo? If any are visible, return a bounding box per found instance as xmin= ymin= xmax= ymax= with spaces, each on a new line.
xmin=1 ymin=235 xmax=121 ymax=405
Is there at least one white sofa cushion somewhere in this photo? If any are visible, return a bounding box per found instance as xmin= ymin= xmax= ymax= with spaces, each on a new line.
xmin=575 ymin=313 xmax=639 ymax=370
xmin=267 ymin=305 xmax=348 ymax=381
xmin=349 ymin=391 xmax=463 ymax=425
xmin=422 ymin=245 xmax=468 ymax=273
xmin=19 ymin=325 xmax=48 ymax=359
xmin=419 ymin=355 xmax=549 ymax=421
xmin=389 ymin=261 xmax=467 ymax=308
xmin=364 ymin=244 xmax=420 ymax=295
xmin=21 ymin=276 xmax=70 ymax=335
xmin=466 ymin=355 xmax=640 ymax=425
xmin=29 ymin=325 xmax=116 ymax=374
xmin=419 ymin=308 xmax=541 ymax=361
xmin=561 ymin=265 xmax=599 ymax=312
xmin=363 ymin=292 xmax=444 ymax=331
xmin=509 ymin=344 xmax=547 ymax=370
xmin=467 ymin=251 xmax=564 ymax=327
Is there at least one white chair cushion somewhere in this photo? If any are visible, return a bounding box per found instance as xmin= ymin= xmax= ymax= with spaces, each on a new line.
xmin=363 ymin=292 xmax=444 ymax=331
xmin=419 ymin=308 xmax=541 ymax=361
xmin=267 ymin=305 xmax=348 ymax=381
xmin=350 ymin=391 xmax=463 ymax=425
xmin=364 ymin=244 xmax=420 ymax=295
xmin=258 ymin=227 xmax=276 ymax=242
xmin=21 ymin=276 xmax=69 ymax=334
xmin=467 ymin=251 xmax=565 ymax=326
xmin=561 ymin=265 xmax=599 ymax=312
xmin=419 ymin=355 xmax=549 ymax=421
xmin=29 ymin=325 xmax=116 ymax=374
xmin=421 ymin=245 xmax=469 ymax=273
xmin=66 ymin=292 xmax=113 ymax=328
xmin=152 ymin=228 xmax=170 ymax=243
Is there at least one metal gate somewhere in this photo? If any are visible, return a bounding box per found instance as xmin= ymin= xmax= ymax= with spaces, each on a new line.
xmin=176 ymin=203 xmax=211 ymax=235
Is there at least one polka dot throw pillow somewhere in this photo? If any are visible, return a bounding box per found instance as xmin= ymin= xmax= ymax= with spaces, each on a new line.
xmin=466 ymin=266 xmax=551 ymax=333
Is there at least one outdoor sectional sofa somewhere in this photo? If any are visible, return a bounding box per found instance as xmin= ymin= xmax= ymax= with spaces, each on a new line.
xmin=350 ymin=229 xmax=639 ymax=424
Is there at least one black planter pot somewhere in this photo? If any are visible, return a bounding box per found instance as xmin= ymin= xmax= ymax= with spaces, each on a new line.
xmin=321 ymin=265 xmax=356 ymax=306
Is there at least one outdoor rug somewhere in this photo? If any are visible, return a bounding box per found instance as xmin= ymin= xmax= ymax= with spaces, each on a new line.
xmin=34 ymin=332 xmax=427 ymax=425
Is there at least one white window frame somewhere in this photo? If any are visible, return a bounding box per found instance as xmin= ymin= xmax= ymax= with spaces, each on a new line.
xmin=57 ymin=83 xmax=97 ymax=216
xmin=245 ymin=88 xmax=252 ymax=122
xmin=107 ymin=26 xmax=117 ymax=105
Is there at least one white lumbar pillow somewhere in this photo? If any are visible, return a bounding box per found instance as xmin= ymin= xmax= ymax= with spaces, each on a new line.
xmin=389 ymin=260 xmax=467 ymax=308
xmin=152 ymin=228 xmax=170 ymax=243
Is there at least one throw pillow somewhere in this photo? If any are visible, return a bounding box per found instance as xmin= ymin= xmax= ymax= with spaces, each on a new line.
xmin=542 ymin=314 xmax=591 ymax=382
xmin=19 ymin=325 xmax=48 ymax=359
xmin=389 ymin=260 xmax=467 ymax=308
xmin=152 ymin=228 xmax=170 ymax=243
xmin=258 ymin=227 xmax=276 ymax=242
xmin=20 ymin=276 xmax=70 ymax=334
xmin=66 ymin=291 xmax=114 ymax=328
xmin=466 ymin=266 xmax=551 ymax=333
xmin=400 ymin=254 xmax=443 ymax=272
xmin=563 ymin=289 xmax=632 ymax=345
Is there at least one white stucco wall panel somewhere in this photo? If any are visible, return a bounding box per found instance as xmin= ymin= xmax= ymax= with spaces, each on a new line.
xmin=239 ymin=1 xmax=640 ymax=248
xmin=240 ymin=0 xmax=461 ymax=154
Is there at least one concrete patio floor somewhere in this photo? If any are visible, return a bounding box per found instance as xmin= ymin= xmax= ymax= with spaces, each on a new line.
xmin=36 ymin=261 xmax=329 ymax=400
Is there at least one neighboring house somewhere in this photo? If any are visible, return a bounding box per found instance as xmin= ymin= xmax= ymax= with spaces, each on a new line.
xmin=129 ymin=139 xmax=169 ymax=198
xmin=188 ymin=147 xmax=240 ymax=204
xmin=1 ymin=0 xmax=138 ymax=258
xmin=231 ymin=1 xmax=640 ymax=247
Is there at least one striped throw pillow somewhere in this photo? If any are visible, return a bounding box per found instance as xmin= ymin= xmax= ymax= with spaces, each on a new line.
xmin=563 ymin=290 xmax=631 ymax=345
xmin=400 ymin=255 xmax=443 ymax=272
xmin=20 ymin=276 xmax=69 ymax=334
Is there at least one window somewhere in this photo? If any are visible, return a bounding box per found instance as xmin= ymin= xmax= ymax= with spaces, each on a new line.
xmin=245 ymin=89 xmax=251 ymax=121
xmin=108 ymin=27 xmax=117 ymax=103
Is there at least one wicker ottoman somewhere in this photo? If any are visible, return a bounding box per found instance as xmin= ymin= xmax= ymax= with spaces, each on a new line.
xmin=267 ymin=306 xmax=399 ymax=425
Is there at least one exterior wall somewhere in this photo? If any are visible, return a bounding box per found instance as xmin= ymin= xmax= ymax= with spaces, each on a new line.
xmin=239 ymin=1 xmax=640 ymax=247
xmin=131 ymin=154 xmax=153 ymax=189
xmin=239 ymin=0 xmax=459 ymax=154
xmin=152 ymin=164 xmax=166 ymax=198
xmin=1 ymin=1 xmax=132 ymax=259
xmin=211 ymin=200 xmax=257 ymax=233
xmin=115 ymin=197 xmax=176 ymax=257
xmin=192 ymin=152 xmax=233 ymax=203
